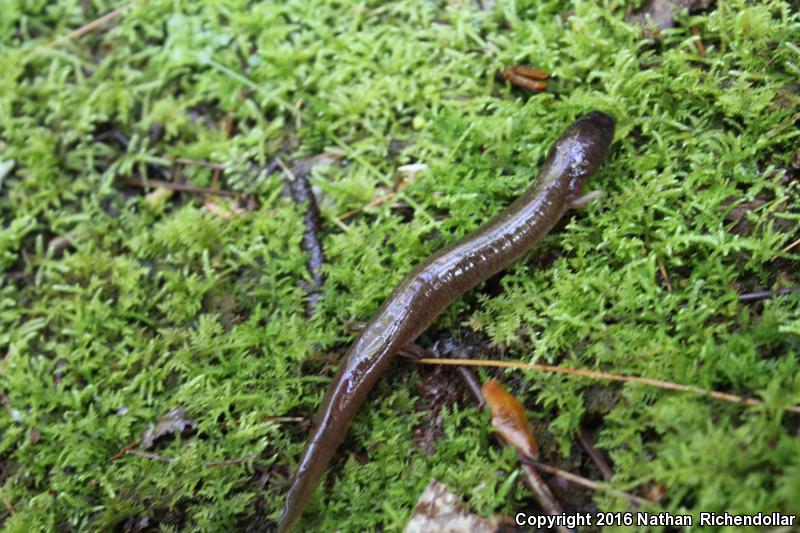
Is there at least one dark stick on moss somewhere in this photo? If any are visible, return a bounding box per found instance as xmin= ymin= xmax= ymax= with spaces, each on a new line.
xmin=119 ymin=176 xmax=242 ymax=198
xmin=455 ymin=366 xmax=486 ymax=408
xmin=577 ymin=427 xmax=614 ymax=481
xmin=738 ymin=287 xmax=799 ymax=303
xmin=124 ymin=449 xmax=173 ymax=462
xmin=277 ymin=154 xmax=339 ymax=316
xmin=206 ymin=454 xmax=259 ymax=467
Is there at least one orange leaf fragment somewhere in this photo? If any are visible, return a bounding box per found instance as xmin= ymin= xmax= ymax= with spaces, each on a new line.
xmin=499 ymin=65 xmax=549 ymax=92
xmin=481 ymin=379 xmax=539 ymax=460
xmin=508 ymin=65 xmax=549 ymax=80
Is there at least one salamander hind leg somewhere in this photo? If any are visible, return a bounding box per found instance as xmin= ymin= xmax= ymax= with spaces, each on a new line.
xmin=569 ymin=190 xmax=604 ymax=210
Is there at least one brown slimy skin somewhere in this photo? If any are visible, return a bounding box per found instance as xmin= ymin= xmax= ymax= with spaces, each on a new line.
xmin=278 ymin=111 xmax=616 ymax=532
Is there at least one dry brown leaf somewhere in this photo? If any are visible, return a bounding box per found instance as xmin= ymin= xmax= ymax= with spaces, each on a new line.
xmin=481 ymin=379 xmax=538 ymax=460
xmin=140 ymin=407 xmax=197 ymax=449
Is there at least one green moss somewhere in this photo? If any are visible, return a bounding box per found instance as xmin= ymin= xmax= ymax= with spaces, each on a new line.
xmin=1 ymin=0 xmax=799 ymax=531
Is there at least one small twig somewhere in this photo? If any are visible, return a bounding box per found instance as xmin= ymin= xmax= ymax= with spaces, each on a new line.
xmin=124 ymin=449 xmax=174 ymax=462
xmin=220 ymin=416 xmax=306 ymax=431
xmin=119 ymin=176 xmax=242 ymax=198
xmin=262 ymin=416 xmax=305 ymax=424
xmin=397 ymin=342 xmax=429 ymax=359
xmin=206 ymin=453 xmax=259 ymax=467
xmin=210 ymin=167 xmax=221 ymax=191
xmin=175 ymin=158 xmax=227 ymax=171
xmin=109 ymin=440 xmax=138 ymax=461
xmin=35 ymin=3 xmax=130 ymax=52
xmin=690 ymin=27 xmax=707 ymax=57
xmin=0 ymin=486 xmax=15 ymax=516
xmin=519 ymin=458 xmax=573 ymax=533
xmin=456 ymin=366 xmax=487 ymax=409
xmin=532 ymin=461 xmax=651 ymax=507
xmin=337 ymin=164 xmax=421 ymax=221
xmin=656 ymin=257 xmax=672 ymax=292
xmin=577 ymin=427 xmax=614 ymax=481
xmin=224 ymin=113 xmax=235 ymax=139
xmin=338 ymin=192 xmax=397 ymax=220
xmin=738 ymin=287 xmax=800 ymax=303
xmin=781 ymin=235 xmax=800 ymax=253
xmin=256 ymin=469 xmax=272 ymax=490
xmin=274 ymin=156 xmax=296 ymax=182
xmin=328 ymin=214 xmax=350 ymax=232
xmin=408 ymin=357 xmax=800 ymax=414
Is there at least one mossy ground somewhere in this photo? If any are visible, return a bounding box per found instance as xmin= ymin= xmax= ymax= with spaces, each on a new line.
xmin=1 ymin=0 xmax=799 ymax=531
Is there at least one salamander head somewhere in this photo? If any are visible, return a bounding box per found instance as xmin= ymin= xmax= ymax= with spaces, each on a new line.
xmin=547 ymin=111 xmax=616 ymax=197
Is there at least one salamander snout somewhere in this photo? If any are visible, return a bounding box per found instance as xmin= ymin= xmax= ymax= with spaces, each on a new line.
xmin=556 ymin=111 xmax=616 ymax=196
xmin=582 ymin=111 xmax=616 ymax=139
xmin=580 ymin=111 xmax=615 ymax=172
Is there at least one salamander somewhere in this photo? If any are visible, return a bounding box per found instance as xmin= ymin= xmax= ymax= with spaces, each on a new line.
xmin=278 ymin=111 xmax=616 ymax=532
